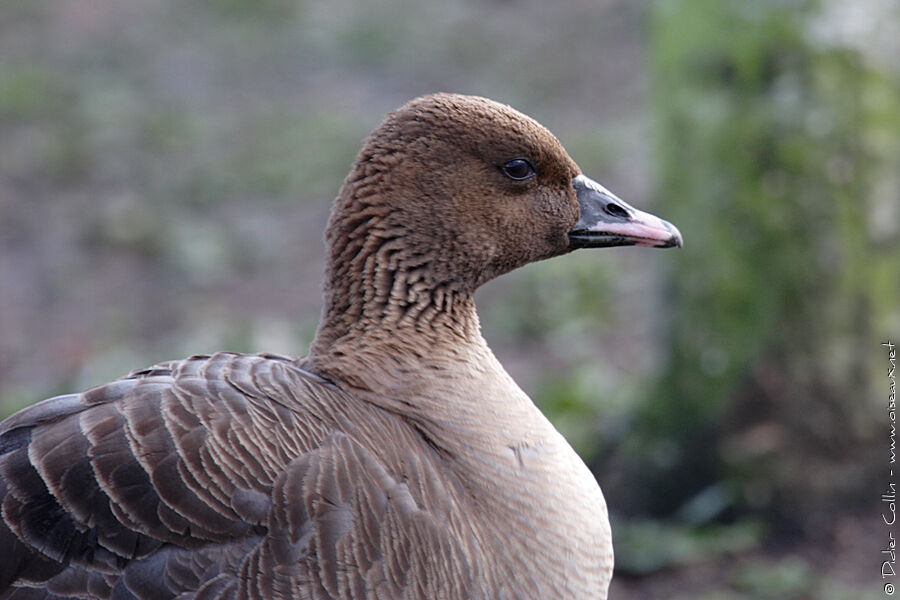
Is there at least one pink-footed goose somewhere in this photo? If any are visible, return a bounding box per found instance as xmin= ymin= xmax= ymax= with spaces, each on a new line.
xmin=0 ymin=93 xmax=681 ymax=600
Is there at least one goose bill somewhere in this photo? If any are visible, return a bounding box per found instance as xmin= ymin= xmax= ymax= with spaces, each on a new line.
xmin=568 ymin=174 xmax=683 ymax=249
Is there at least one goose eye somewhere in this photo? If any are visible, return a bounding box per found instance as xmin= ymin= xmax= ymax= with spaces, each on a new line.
xmin=501 ymin=158 xmax=536 ymax=181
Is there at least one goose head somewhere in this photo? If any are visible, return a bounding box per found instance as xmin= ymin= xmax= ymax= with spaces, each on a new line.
xmin=313 ymin=93 xmax=681 ymax=357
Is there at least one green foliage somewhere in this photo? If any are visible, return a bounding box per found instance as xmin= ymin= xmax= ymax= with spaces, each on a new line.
xmin=614 ymin=517 xmax=763 ymax=575
xmin=732 ymin=557 xmax=815 ymax=599
xmin=0 ymin=65 xmax=67 ymax=121
xmin=201 ymin=0 xmax=300 ymax=21
xmin=0 ymin=64 xmax=91 ymax=181
xmin=653 ymin=0 xmax=821 ymax=426
xmin=175 ymin=109 xmax=363 ymax=205
xmin=485 ymin=255 xmax=614 ymax=343
xmin=635 ymin=0 xmax=900 ymax=521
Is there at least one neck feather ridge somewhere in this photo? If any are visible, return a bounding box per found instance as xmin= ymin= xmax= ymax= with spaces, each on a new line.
xmin=307 ymin=198 xmax=483 ymax=385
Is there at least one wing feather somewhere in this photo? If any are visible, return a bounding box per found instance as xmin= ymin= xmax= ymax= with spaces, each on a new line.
xmin=0 ymin=353 xmax=475 ymax=600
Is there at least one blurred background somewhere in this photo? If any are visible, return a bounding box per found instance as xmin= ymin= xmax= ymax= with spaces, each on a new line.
xmin=0 ymin=0 xmax=897 ymax=597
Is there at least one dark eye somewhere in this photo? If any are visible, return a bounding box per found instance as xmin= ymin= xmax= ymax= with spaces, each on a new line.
xmin=501 ymin=158 xmax=536 ymax=181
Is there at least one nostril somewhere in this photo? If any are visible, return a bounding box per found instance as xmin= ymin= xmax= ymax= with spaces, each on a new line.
xmin=604 ymin=203 xmax=629 ymax=219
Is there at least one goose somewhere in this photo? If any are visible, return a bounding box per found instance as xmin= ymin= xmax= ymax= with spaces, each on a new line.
xmin=0 ymin=93 xmax=681 ymax=600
